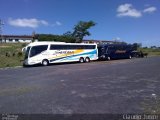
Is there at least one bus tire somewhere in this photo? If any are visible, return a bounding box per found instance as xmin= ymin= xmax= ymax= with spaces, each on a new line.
xmin=85 ymin=57 xmax=90 ymax=63
xmin=79 ymin=57 xmax=84 ymax=63
xmin=42 ymin=59 xmax=49 ymax=66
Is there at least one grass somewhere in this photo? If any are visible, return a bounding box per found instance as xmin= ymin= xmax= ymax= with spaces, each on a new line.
xmin=139 ymin=48 xmax=160 ymax=56
xmin=141 ymin=95 xmax=160 ymax=114
xmin=0 ymin=43 xmax=27 ymax=68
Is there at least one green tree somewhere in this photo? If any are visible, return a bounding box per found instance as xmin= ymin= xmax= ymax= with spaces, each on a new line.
xmin=37 ymin=34 xmax=76 ymax=43
xmin=72 ymin=21 xmax=96 ymax=43
xmin=36 ymin=20 xmax=96 ymax=43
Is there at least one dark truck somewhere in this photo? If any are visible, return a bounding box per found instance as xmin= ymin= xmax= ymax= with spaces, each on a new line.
xmin=98 ymin=44 xmax=146 ymax=60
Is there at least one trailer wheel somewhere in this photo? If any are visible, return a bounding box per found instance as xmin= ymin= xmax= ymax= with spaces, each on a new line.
xmin=85 ymin=57 xmax=90 ymax=63
xmin=129 ymin=55 xmax=132 ymax=59
xmin=107 ymin=56 xmax=111 ymax=61
xmin=42 ymin=59 xmax=49 ymax=66
xmin=79 ymin=57 xmax=84 ymax=63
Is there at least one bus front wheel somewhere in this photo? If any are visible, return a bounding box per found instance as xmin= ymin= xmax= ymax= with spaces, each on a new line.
xmin=42 ymin=59 xmax=49 ymax=66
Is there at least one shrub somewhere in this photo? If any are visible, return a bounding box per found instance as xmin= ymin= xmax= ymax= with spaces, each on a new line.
xmin=5 ymin=52 xmax=11 ymax=57
xmin=12 ymin=52 xmax=15 ymax=57
xmin=17 ymin=52 xmax=23 ymax=57
xmin=21 ymin=43 xmax=27 ymax=48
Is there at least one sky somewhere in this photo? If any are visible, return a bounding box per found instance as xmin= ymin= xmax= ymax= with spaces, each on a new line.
xmin=0 ymin=0 xmax=160 ymax=47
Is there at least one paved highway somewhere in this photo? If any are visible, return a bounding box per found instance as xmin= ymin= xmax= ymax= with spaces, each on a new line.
xmin=0 ymin=56 xmax=160 ymax=114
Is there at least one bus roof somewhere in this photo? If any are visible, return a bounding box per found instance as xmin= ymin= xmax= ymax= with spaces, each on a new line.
xmin=98 ymin=43 xmax=131 ymax=47
xmin=27 ymin=41 xmax=97 ymax=47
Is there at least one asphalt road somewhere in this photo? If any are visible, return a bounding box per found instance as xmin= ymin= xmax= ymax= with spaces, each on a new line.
xmin=0 ymin=56 xmax=160 ymax=114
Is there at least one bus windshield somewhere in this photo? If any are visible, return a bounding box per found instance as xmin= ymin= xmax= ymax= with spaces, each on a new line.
xmin=29 ymin=45 xmax=48 ymax=57
xmin=24 ymin=47 xmax=30 ymax=59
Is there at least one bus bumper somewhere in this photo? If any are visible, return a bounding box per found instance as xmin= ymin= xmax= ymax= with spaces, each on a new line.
xmin=23 ymin=59 xmax=30 ymax=66
xmin=23 ymin=59 xmax=41 ymax=66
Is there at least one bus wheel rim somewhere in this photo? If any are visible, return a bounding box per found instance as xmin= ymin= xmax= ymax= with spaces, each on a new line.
xmin=80 ymin=58 xmax=84 ymax=63
xmin=86 ymin=58 xmax=90 ymax=62
xmin=43 ymin=60 xmax=48 ymax=65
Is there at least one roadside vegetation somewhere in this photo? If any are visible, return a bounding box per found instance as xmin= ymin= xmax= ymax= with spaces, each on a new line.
xmin=139 ymin=47 xmax=160 ymax=56
xmin=0 ymin=43 xmax=26 ymax=68
xmin=37 ymin=20 xmax=96 ymax=43
xmin=142 ymin=94 xmax=160 ymax=114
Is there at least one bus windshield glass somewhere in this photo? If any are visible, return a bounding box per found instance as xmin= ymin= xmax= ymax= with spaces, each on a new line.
xmin=29 ymin=45 xmax=48 ymax=57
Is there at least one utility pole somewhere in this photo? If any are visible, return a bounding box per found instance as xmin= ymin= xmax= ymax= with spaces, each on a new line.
xmin=0 ymin=19 xmax=4 ymax=43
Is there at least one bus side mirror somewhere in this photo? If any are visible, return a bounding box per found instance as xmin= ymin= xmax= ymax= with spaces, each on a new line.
xmin=22 ymin=47 xmax=26 ymax=53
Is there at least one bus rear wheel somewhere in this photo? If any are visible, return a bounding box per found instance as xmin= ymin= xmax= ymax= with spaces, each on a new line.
xmin=42 ymin=59 xmax=49 ymax=66
xmin=85 ymin=57 xmax=90 ymax=63
xmin=79 ymin=57 xmax=84 ymax=63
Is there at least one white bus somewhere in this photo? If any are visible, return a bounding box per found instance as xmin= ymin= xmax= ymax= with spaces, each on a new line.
xmin=23 ymin=41 xmax=98 ymax=66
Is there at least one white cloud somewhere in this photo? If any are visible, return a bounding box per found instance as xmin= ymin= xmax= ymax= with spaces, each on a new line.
xmin=117 ymin=4 xmax=157 ymax=18
xmin=117 ymin=4 xmax=132 ymax=13
xmin=143 ymin=7 xmax=157 ymax=13
xmin=52 ymin=21 xmax=62 ymax=27
xmin=8 ymin=18 xmax=49 ymax=28
xmin=55 ymin=21 xmax=62 ymax=26
xmin=117 ymin=3 xmax=142 ymax=18
xmin=40 ymin=20 xmax=49 ymax=26
xmin=115 ymin=37 xmax=121 ymax=40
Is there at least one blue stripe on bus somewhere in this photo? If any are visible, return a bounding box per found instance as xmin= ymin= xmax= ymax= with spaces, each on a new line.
xmin=50 ymin=50 xmax=97 ymax=62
